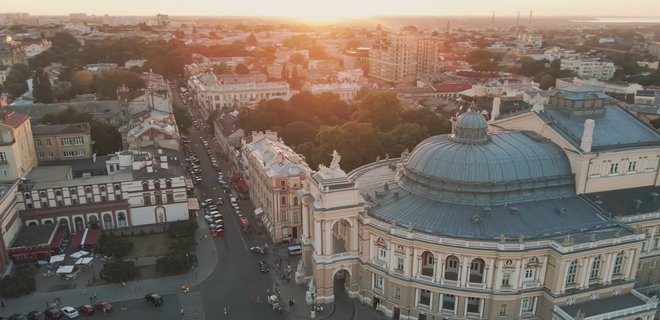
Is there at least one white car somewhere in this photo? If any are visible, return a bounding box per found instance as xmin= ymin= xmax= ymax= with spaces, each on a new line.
xmin=61 ymin=306 xmax=80 ymax=318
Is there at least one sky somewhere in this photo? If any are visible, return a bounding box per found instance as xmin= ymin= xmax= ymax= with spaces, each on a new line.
xmin=5 ymin=0 xmax=660 ymax=19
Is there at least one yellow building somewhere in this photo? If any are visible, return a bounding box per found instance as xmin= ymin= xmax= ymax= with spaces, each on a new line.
xmin=0 ymin=111 xmax=37 ymax=181
xmin=32 ymin=123 xmax=93 ymax=162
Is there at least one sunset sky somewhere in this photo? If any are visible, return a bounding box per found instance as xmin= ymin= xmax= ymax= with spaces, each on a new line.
xmin=6 ymin=0 xmax=660 ymax=19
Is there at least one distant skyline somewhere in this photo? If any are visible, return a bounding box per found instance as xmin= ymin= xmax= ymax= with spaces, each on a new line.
xmin=5 ymin=0 xmax=660 ymax=21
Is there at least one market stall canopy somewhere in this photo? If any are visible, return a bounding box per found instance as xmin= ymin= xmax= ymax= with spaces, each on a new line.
xmin=75 ymin=257 xmax=93 ymax=265
xmin=72 ymin=229 xmax=101 ymax=247
xmin=56 ymin=265 xmax=74 ymax=274
xmin=49 ymin=254 xmax=65 ymax=264
xmin=70 ymin=251 xmax=89 ymax=259
xmin=50 ymin=231 xmax=65 ymax=250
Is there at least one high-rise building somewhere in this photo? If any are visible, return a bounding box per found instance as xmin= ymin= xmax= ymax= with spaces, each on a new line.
xmin=368 ymin=35 xmax=438 ymax=83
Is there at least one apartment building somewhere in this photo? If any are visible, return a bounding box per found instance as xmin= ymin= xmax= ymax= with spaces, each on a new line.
xmin=560 ymin=59 xmax=616 ymax=81
xmin=32 ymin=123 xmax=93 ymax=162
xmin=188 ymin=73 xmax=290 ymax=112
xmin=0 ymin=111 xmax=37 ymax=181
xmin=368 ymin=35 xmax=438 ymax=83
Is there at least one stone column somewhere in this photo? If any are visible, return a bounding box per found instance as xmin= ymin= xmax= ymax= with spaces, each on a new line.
xmin=460 ymin=257 xmax=470 ymax=287
xmin=436 ymin=256 xmax=444 ymax=283
xmin=539 ymin=256 xmax=549 ymax=285
xmin=486 ymin=258 xmax=495 ymax=289
xmin=323 ymin=221 xmax=333 ymax=255
xmin=494 ymin=260 xmax=504 ymax=290
xmin=557 ymin=261 xmax=568 ymax=294
xmin=575 ymin=258 xmax=587 ymax=289
xmin=314 ymin=219 xmax=322 ymax=255
xmin=648 ymin=228 xmax=656 ymax=253
xmin=512 ymin=259 xmax=522 ymax=290
xmin=411 ymin=249 xmax=419 ymax=278
xmin=301 ymin=202 xmax=309 ymax=238
xmin=622 ymin=249 xmax=634 ymax=280
xmin=600 ymin=253 xmax=613 ymax=285
xmin=581 ymin=256 xmax=594 ymax=289
xmin=433 ymin=255 xmax=441 ymax=282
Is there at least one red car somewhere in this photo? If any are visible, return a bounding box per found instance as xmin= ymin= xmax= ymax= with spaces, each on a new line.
xmin=44 ymin=308 xmax=63 ymax=319
xmin=212 ymin=229 xmax=225 ymax=238
xmin=78 ymin=304 xmax=95 ymax=315
xmin=95 ymin=301 xmax=113 ymax=313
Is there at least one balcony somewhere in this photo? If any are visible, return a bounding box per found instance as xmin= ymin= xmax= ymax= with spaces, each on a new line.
xmin=440 ymin=279 xmax=458 ymax=287
xmin=416 ymin=274 xmax=434 ymax=283
xmin=522 ymin=280 xmax=541 ymax=289
xmin=0 ymin=158 xmax=7 ymax=164
xmin=421 ymin=266 xmax=434 ymax=277
xmin=466 ymin=282 xmax=486 ymax=290
xmin=444 ymin=271 xmax=459 ymax=281
xmin=521 ymin=311 xmax=535 ymax=318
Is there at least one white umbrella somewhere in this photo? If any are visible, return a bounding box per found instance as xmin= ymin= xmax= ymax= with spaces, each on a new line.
xmin=49 ymin=254 xmax=65 ymax=264
xmin=56 ymin=265 xmax=74 ymax=274
xmin=75 ymin=257 xmax=94 ymax=265
xmin=70 ymin=251 xmax=89 ymax=259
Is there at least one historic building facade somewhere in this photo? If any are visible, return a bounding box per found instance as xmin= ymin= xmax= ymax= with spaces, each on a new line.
xmin=32 ymin=123 xmax=93 ymax=162
xmin=300 ymin=92 xmax=659 ymax=320
xmin=0 ymin=111 xmax=37 ymax=182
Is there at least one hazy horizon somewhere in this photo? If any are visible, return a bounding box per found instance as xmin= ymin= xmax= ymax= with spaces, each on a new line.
xmin=4 ymin=0 xmax=660 ymax=21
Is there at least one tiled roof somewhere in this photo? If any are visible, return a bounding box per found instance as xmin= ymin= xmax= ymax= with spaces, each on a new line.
xmin=32 ymin=123 xmax=90 ymax=136
xmin=0 ymin=111 xmax=29 ymax=129
xmin=432 ymin=83 xmax=472 ymax=93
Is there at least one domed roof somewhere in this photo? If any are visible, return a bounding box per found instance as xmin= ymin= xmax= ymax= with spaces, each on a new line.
xmin=398 ymin=131 xmax=575 ymax=205
xmin=450 ymin=107 xmax=488 ymax=144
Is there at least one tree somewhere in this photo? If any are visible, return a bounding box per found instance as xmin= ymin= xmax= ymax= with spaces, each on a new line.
xmin=101 ymin=261 xmax=138 ymax=283
xmin=0 ymin=276 xmax=36 ymax=298
xmin=234 ymin=63 xmax=249 ymax=75
xmin=173 ymin=104 xmax=192 ymax=134
xmin=212 ymin=62 xmax=230 ymax=75
xmin=93 ymin=70 xmax=146 ymax=100
xmin=353 ymin=92 xmax=403 ymax=132
xmin=519 ymin=57 xmax=547 ymax=77
xmin=316 ymin=122 xmax=387 ymax=171
xmin=246 ymin=33 xmax=257 ymax=45
xmin=288 ymin=66 xmax=301 ymax=90
xmin=280 ymin=121 xmax=317 ymax=146
xmin=387 ymin=123 xmax=428 ymax=156
xmin=99 ymin=238 xmax=134 ymax=258
xmin=2 ymin=63 xmax=31 ymax=98
xmin=32 ymin=68 xmax=55 ymax=103
xmin=207 ymin=109 xmax=220 ymax=133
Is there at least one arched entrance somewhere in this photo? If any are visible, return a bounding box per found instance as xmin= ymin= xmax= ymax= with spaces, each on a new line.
xmin=331 ymin=219 xmax=352 ymax=254
xmin=58 ymin=218 xmax=70 ymax=234
xmin=103 ymin=214 xmax=113 ymax=230
xmin=74 ymin=217 xmax=84 ymax=232
xmin=88 ymin=216 xmax=99 ymax=229
xmin=117 ymin=212 xmax=128 ymax=228
xmin=28 ymin=221 xmax=37 ymax=226
xmin=333 ymin=269 xmax=351 ymax=304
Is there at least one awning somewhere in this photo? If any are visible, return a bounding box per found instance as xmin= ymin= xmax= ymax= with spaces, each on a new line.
xmin=83 ymin=229 xmax=101 ymax=246
xmin=70 ymin=251 xmax=89 ymax=259
xmin=254 ymin=208 xmax=263 ymax=215
xmin=50 ymin=231 xmax=65 ymax=250
xmin=75 ymin=257 xmax=94 ymax=265
xmin=188 ymin=198 xmax=200 ymax=210
xmin=49 ymin=254 xmax=65 ymax=264
xmin=56 ymin=265 xmax=74 ymax=274
xmin=72 ymin=231 xmax=84 ymax=247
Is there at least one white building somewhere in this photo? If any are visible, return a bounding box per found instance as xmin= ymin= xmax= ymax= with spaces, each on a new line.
xmin=518 ymin=33 xmax=543 ymax=48
xmin=21 ymin=40 xmax=51 ymax=58
xmin=560 ymin=59 xmax=616 ymax=81
xmin=556 ymin=77 xmax=644 ymax=95
xmin=306 ymin=83 xmax=361 ymax=102
xmin=337 ymin=69 xmax=365 ymax=83
xmin=188 ymin=73 xmax=289 ymax=111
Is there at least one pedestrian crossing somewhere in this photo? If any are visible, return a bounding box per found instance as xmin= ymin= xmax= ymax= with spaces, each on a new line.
xmin=179 ymin=291 xmax=206 ymax=320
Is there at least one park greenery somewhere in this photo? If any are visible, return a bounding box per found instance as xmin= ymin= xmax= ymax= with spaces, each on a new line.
xmin=40 ymin=107 xmax=123 ymax=155
xmin=0 ymin=264 xmax=37 ymax=298
xmin=98 ymin=237 xmax=134 ymax=258
xmin=2 ymin=63 xmax=31 ymax=98
xmin=236 ymin=91 xmax=451 ymax=171
xmin=100 ymin=260 xmax=138 ymax=283
xmin=157 ymin=221 xmax=198 ymax=274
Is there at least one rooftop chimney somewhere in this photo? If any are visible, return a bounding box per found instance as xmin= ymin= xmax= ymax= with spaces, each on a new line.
xmin=491 ymin=97 xmax=501 ymax=122
xmin=580 ymin=119 xmax=595 ymax=153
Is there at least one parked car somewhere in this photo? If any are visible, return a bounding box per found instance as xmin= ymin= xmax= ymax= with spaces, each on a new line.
xmin=211 ymin=229 xmax=225 ymax=238
xmin=95 ymin=301 xmax=112 ymax=313
xmin=145 ymin=293 xmax=163 ymax=306
xmin=258 ymin=260 xmax=270 ymax=273
xmin=26 ymin=311 xmax=45 ymax=320
xmin=60 ymin=306 xmax=79 ymax=319
xmin=44 ymin=308 xmax=63 ymax=319
xmin=77 ymin=305 xmax=94 ymax=316
xmin=9 ymin=314 xmax=28 ymax=320
xmin=249 ymin=246 xmax=266 ymax=255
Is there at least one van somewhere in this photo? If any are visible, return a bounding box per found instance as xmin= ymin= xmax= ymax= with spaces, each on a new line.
xmin=287 ymin=245 xmax=302 ymax=256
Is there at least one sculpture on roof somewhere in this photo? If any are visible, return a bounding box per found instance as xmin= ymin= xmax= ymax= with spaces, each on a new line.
xmin=329 ymin=150 xmax=341 ymax=170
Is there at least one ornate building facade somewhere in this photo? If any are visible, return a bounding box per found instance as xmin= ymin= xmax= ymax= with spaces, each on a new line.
xmin=300 ymin=89 xmax=660 ymax=320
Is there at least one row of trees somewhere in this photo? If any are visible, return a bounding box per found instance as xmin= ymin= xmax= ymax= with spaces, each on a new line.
xmin=236 ymin=92 xmax=451 ymax=171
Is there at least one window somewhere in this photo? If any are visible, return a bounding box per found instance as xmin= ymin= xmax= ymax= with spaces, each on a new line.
xmin=467 ymin=297 xmax=480 ymax=313
xmin=86 ymin=196 xmax=93 ymax=203
xmin=373 ymin=274 xmax=384 ymax=290
xmin=613 ymin=252 xmax=624 ymax=275
xmin=155 ymin=192 xmax=163 ymax=204
xmin=39 ymin=191 xmax=46 ymax=198
xmin=36 ymin=139 xmax=42 ymax=147
xmin=280 ymin=211 xmax=287 ymax=222
xmin=142 ymin=181 xmax=149 ymax=191
xmin=60 ymin=136 xmax=84 ymax=146
xmin=590 ymin=256 xmax=601 ymax=279
xmin=70 ymin=188 xmax=77 ymax=195
xmin=0 ymin=152 xmax=7 ymax=163
xmin=442 ymin=294 xmax=455 ymax=311
xmin=63 ymin=150 xmax=85 ymax=158
xmin=101 ymin=195 xmax=107 ymax=202
xmin=55 ymin=190 xmax=62 ymax=197
xmin=0 ymin=169 xmax=8 ymax=176
xmin=165 ymin=179 xmax=172 ymax=188
xmin=45 ymin=139 xmax=51 ymax=146
xmin=499 ymin=304 xmax=507 ymax=316
xmin=396 ymin=257 xmax=404 ymax=272
xmin=71 ymin=198 xmax=78 ymax=205
xmin=378 ymin=247 xmax=387 ymax=261
xmin=502 ymin=273 xmax=511 ymax=287
xmin=41 ymin=201 xmax=49 ymax=208
xmin=24 ymin=193 xmax=31 ymax=199
xmin=143 ymin=194 xmax=151 ymax=205
xmin=524 ymin=269 xmax=535 ymax=281
xmin=85 ymin=187 xmax=92 ymax=194
xmin=627 ymin=161 xmax=637 ymax=172
xmin=394 ymin=287 xmax=401 ymax=300
xmin=418 ymin=289 xmax=431 ymax=307
xmin=99 ymin=185 xmax=106 ymax=192
xmin=114 ymin=184 xmax=121 ymax=191
xmin=447 ymin=258 xmax=458 ymax=269
xmin=521 ymin=298 xmax=533 ymax=312
xmin=154 ymin=181 xmax=160 ymax=190
xmin=293 ymin=197 xmax=298 ymax=206
xmin=166 ymin=192 xmax=174 ymax=203
xmin=57 ymin=200 xmax=64 ymax=207
xmin=609 ymin=163 xmax=619 ymax=174
xmin=281 ymin=196 xmax=286 ymax=205
xmin=566 ymin=261 xmax=578 ymax=284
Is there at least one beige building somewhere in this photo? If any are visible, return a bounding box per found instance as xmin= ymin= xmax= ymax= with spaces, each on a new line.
xmin=0 ymin=111 xmax=37 ymax=181
xmin=298 ymin=94 xmax=659 ymax=320
xmin=241 ymin=131 xmax=311 ymax=243
xmin=0 ymin=40 xmax=28 ymax=67
xmin=369 ymin=35 xmax=438 ymax=83
xmin=32 ymin=123 xmax=93 ymax=162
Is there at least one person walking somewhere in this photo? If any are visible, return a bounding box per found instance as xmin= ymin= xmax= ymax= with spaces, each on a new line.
xmin=1 ymin=301 xmax=5 ymax=309
xmin=180 ymin=308 xmax=184 ymax=315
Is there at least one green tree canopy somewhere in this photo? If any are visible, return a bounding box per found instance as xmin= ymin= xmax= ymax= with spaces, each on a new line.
xmin=32 ymin=68 xmax=55 ymax=103
xmin=93 ymin=70 xmax=146 ymax=100
xmin=352 ymin=92 xmax=403 ymax=132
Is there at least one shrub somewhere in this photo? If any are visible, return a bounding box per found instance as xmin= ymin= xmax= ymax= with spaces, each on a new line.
xmin=0 ymin=276 xmax=36 ymax=298
xmin=166 ymin=221 xmax=197 ymax=239
xmin=156 ymin=252 xmax=194 ymax=274
xmin=15 ymin=264 xmax=38 ymax=278
xmin=99 ymin=238 xmax=134 ymax=258
xmin=100 ymin=261 xmax=138 ymax=283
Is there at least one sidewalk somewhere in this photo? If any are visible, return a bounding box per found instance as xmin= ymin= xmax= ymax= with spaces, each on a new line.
xmin=1 ymin=221 xmax=219 ymax=315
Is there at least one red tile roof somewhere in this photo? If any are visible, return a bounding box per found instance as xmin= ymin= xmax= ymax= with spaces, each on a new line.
xmin=0 ymin=111 xmax=29 ymax=129
xmin=432 ymin=83 xmax=472 ymax=93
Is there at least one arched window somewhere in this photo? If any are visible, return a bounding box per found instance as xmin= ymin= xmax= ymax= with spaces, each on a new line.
xmin=114 ymin=184 xmax=121 ymax=191
xmin=280 ymin=210 xmax=287 ymax=222
xmin=85 ymin=187 xmax=92 ymax=194
xmin=39 ymin=191 xmax=46 ymax=198
xmin=613 ymin=252 xmax=624 ymax=275
xmin=70 ymin=188 xmax=77 ymax=195
xmin=165 ymin=179 xmax=172 ymax=188
xmin=154 ymin=180 xmax=161 ymax=190
xmin=293 ymin=197 xmax=298 ymax=206
xmin=24 ymin=193 xmax=31 ymax=199
xmin=55 ymin=190 xmax=62 ymax=197
xmin=281 ymin=196 xmax=286 ymax=205
xmin=590 ymin=256 xmax=602 ymax=280
xmin=100 ymin=185 xmax=106 ymax=192
xmin=142 ymin=181 xmax=149 ymax=191
xmin=566 ymin=260 xmax=578 ymax=284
